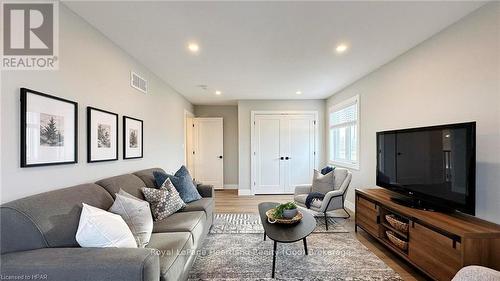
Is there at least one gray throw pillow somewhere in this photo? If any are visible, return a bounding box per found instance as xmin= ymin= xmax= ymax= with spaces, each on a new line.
xmin=311 ymin=169 xmax=335 ymax=194
xmin=108 ymin=190 xmax=153 ymax=248
xmin=141 ymin=178 xmax=186 ymax=221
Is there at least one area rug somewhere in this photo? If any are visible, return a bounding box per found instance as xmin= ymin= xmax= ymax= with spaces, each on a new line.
xmin=190 ymin=213 xmax=402 ymax=280
xmin=189 ymin=233 xmax=403 ymax=280
xmin=210 ymin=213 xmax=350 ymax=234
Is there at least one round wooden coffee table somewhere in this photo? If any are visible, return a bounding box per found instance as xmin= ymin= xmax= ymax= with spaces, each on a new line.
xmin=258 ymin=202 xmax=316 ymax=278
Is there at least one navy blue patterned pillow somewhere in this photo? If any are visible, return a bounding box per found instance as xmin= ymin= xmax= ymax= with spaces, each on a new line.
xmin=321 ymin=166 xmax=335 ymax=175
xmin=153 ymin=167 xmax=201 ymax=203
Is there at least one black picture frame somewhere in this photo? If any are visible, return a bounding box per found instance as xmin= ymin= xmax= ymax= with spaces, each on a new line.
xmin=123 ymin=116 xmax=143 ymax=159
xmin=20 ymin=88 xmax=78 ymax=167
xmin=87 ymin=107 xmax=119 ymax=163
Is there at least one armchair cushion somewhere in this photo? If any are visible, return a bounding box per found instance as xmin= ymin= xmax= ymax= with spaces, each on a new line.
xmin=311 ymin=170 xmax=334 ymax=194
xmin=294 ymin=194 xmax=322 ymax=209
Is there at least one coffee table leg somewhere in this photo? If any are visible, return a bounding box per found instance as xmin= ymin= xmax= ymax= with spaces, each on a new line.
xmin=272 ymin=240 xmax=277 ymax=278
xmin=264 ymin=231 xmax=266 ymax=241
xmin=303 ymin=237 xmax=308 ymax=255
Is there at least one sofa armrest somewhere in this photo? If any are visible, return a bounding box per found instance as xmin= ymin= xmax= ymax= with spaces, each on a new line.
xmin=452 ymin=266 xmax=500 ymax=281
xmin=1 ymin=248 xmax=159 ymax=281
xmin=196 ymin=184 xmax=214 ymax=198
xmin=294 ymin=184 xmax=312 ymax=196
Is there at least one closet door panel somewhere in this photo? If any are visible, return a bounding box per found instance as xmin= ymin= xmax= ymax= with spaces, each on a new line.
xmin=286 ymin=116 xmax=316 ymax=193
xmin=254 ymin=116 xmax=283 ymax=193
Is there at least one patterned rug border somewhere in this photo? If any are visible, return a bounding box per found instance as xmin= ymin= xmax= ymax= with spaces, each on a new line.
xmin=210 ymin=212 xmax=350 ymax=234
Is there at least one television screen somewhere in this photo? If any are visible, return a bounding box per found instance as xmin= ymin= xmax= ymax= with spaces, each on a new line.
xmin=376 ymin=122 xmax=475 ymax=215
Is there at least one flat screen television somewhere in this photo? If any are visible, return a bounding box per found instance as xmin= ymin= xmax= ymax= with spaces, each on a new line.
xmin=376 ymin=122 xmax=476 ymax=215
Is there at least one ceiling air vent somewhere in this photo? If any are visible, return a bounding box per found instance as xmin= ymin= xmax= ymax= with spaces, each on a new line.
xmin=130 ymin=71 xmax=148 ymax=94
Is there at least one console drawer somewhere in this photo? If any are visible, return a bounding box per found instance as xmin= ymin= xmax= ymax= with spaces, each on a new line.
xmin=409 ymin=222 xmax=461 ymax=281
xmin=356 ymin=195 xmax=379 ymax=236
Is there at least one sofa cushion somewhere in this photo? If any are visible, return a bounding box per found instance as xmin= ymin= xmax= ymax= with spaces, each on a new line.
xmin=96 ymin=174 xmax=146 ymax=200
xmin=152 ymin=211 xmax=206 ymax=247
xmin=147 ymin=232 xmax=194 ymax=281
xmin=134 ymin=168 xmax=165 ymax=188
xmin=1 ymin=184 xmax=113 ymax=251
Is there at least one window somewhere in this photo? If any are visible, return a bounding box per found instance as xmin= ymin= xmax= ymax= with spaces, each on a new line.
xmin=329 ymin=95 xmax=359 ymax=169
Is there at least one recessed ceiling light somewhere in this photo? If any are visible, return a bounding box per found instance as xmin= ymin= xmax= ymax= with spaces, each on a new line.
xmin=335 ymin=44 xmax=348 ymax=53
xmin=187 ymin=43 xmax=200 ymax=53
xmin=296 ymin=91 xmax=302 ymax=95
xmin=215 ymin=90 xmax=222 ymax=95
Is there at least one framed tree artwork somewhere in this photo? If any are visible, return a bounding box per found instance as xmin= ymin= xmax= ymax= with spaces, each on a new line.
xmin=87 ymin=107 xmax=118 ymax=162
xmin=20 ymin=88 xmax=78 ymax=167
xmin=123 ymin=116 xmax=143 ymax=159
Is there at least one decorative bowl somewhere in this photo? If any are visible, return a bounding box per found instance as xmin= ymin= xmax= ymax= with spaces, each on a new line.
xmin=266 ymin=208 xmax=303 ymax=224
xmin=283 ymin=208 xmax=298 ymax=219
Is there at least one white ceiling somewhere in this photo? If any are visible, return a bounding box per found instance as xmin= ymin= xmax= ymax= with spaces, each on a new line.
xmin=65 ymin=1 xmax=485 ymax=105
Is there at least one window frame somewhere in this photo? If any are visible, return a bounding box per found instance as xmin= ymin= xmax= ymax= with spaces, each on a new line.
xmin=328 ymin=95 xmax=360 ymax=170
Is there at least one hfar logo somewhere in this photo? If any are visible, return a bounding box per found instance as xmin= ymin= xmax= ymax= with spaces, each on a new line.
xmin=2 ymin=2 xmax=58 ymax=69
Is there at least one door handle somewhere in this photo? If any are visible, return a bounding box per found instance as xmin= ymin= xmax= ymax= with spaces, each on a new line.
xmin=218 ymin=156 xmax=223 ymax=159
xmin=280 ymin=157 xmax=284 ymax=160
xmin=285 ymin=157 xmax=291 ymax=160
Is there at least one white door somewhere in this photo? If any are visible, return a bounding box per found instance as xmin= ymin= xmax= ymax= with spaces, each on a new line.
xmin=254 ymin=115 xmax=284 ymax=194
xmin=253 ymin=113 xmax=316 ymax=194
xmin=193 ymin=118 xmax=224 ymax=189
xmin=284 ymin=115 xmax=316 ymax=193
xmin=184 ymin=113 xmax=195 ymax=175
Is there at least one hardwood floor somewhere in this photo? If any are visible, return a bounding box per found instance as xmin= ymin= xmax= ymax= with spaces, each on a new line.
xmin=214 ymin=190 xmax=429 ymax=281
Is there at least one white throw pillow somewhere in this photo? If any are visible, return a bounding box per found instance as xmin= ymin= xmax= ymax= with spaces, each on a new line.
xmin=109 ymin=190 xmax=153 ymax=248
xmin=311 ymin=169 xmax=335 ymax=194
xmin=76 ymin=203 xmax=137 ymax=248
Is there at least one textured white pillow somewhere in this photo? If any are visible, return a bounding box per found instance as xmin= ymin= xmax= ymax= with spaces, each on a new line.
xmin=311 ymin=169 xmax=335 ymax=194
xmin=76 ymin=203 xmax=137 ymax=248
xmin=109 ymin=190 xmax=153 ymax=247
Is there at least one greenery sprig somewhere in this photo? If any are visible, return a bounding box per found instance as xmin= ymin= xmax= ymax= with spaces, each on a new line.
xmin=273 ymin=202 xmax=297 ymax=218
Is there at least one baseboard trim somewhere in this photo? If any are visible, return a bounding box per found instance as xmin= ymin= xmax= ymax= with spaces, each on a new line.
xmin=224 ymin=184 xmax=239 ymax=189
xmin=238 ymin=189 xmax=253 ymax=196
xmin=345 ymin=200 xmax=355 ymax=213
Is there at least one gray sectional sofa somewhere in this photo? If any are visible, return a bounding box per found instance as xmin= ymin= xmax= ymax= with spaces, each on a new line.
xmin=0 ymin=168 xmax=214 ymax=281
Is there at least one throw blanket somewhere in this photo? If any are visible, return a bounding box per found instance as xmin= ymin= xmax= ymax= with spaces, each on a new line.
xmin=305 ymin=192 xmax=325 ymax=209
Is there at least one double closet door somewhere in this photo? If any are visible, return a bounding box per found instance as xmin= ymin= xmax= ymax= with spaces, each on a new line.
xmin=252 ymin=113 xmax=317 ymax=194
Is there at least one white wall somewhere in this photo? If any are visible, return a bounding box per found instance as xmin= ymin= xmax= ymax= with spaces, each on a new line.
xmin=238 ymin=100 xmax=326 ymax=194
xmin=0 ymin=5 xmax=193 ymax=203
xmin=326 ymin=3 xmax=500 ymax=223
xmin=194 ymin=105 xmax=239 ymax=186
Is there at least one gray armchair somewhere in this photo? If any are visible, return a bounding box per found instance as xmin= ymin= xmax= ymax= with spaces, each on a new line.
xmin=294 ymin=168 xmax=352 ymax=230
